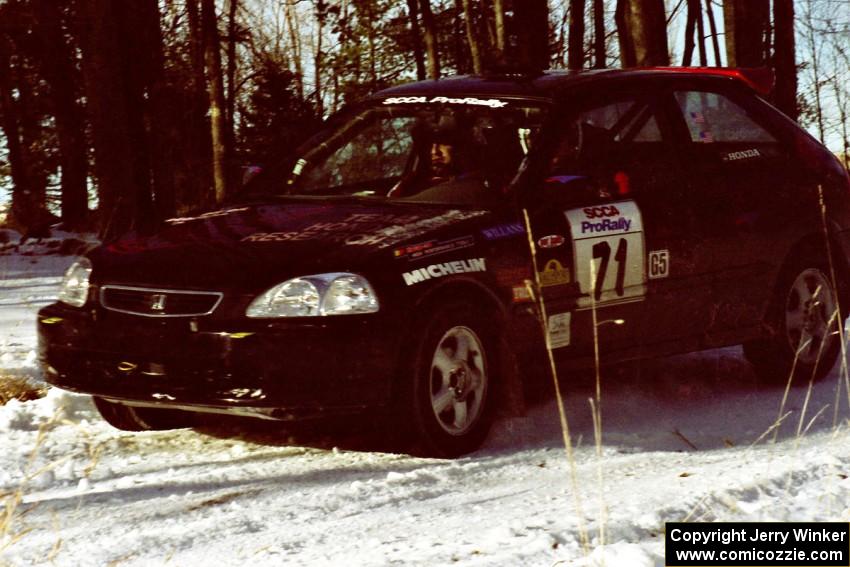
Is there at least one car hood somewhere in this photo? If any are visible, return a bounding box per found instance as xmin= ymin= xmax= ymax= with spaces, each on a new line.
xmin=89 ymin=199 xmax=490 ymax=291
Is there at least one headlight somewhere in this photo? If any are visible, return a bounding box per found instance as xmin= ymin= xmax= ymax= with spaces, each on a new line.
xmin=58 ymin=258 xmax=92 ymax=308
xmin=246 ymin=273 xmax=379 ymax=318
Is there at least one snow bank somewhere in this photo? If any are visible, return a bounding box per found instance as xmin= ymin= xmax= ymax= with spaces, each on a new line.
xmin=0 ymin=249 xmax=84 ymax=379
xmin=0 ymin=388 xmax=95 ymax=432
xmin=0 ymin=227 xmax=98 ymax=257
xmin=580 ymin=542 xmax=656 ymax=566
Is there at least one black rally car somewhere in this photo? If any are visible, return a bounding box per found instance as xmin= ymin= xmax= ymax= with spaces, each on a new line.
xmin=39 ymin=68 xmax=850 ymax=456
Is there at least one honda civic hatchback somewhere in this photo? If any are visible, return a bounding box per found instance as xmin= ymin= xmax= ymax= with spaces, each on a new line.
xmin=39 ymin=68 xmax=850 ymax=457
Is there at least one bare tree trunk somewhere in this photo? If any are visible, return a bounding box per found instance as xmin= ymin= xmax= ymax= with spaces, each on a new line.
xmin=592 ymin=0 xmax=606 ymax=68
xmin=187 ymin=0 xmax=206 ymax=96
xmin=285 ymin=0 xmax=304 ymax=98
xmin=493 ymin=0 xmax=506 ymax=58
xmin=31 ymin=0 xmax=88 ymax=228
xmin=225 ymin=0 xmax=241 ymax=194
xmin=704 ymin=0 xmax=722 ymax=65
xmin=329 ymin=0 xmax=348 ymax=112
xmin=615 ymin=0 xmax=670 ymax=67
xmin=514 ymin=0 xmax=549 ymax=70
xmin=0 ymin=39 xmax=42 ymax=231
xmin=568 ymin=0 xmax=586 ymax=70
xmin=185 ymin=0 xmax=214 ymax=210
xmin=556 ymin=3 xmax=569 ymax=65
xmin=78 ymin=0 xmax=153 ymax=239
xmin=314 ymin=0 xmax=325 ymax=114
xmin=833 ymin=75 xmax=849 ymax=169
xmin=829 ymin=39 xmax=849 ymax=165
xmin=352 ymin=1 xmax=379 ymax=88
xmin=453 ymin=0 xmax=467 ymax=73
xmin=682 ymin=0 xmax=697 ymax=65
xmin=695 ymin=0 xmax=707 ymax=65
xmin=773 ymin=0 xmax=797 ymax=120
xmin=201 ymin=0 xmax=229 ymax=204
xmin=133 ymin=0 xmax=176 ymax=220
xmin=801 ymin=0 xmax=823 ymax=140
xmin=406 ymin=0 xmax=427 ymax=80
xmin=419 ymin=0 xmax=440 ymax=79
xmin=462 ymin=0 xmax=483 ymax=73
xmin=723 ymin=0 xmax=769 ymax=67
xmin=226 ymin=0 xmax=238 ymax=132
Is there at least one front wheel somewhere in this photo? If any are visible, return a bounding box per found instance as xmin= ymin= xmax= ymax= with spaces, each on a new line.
xmin=93 ymin=397 xmax=195 ymax=431
xmin=744 ymin=264 xmax=843 ymax=384
xmin=404 ymin=304 xmax=496 ymax=457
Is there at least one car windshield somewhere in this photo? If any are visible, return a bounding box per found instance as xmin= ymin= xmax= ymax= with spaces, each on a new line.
xmin=277 ymin=97 xmax=547 ymax=205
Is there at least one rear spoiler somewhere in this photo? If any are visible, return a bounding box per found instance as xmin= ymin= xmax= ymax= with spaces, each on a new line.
xmin=645 ymin=67 xmax=775 ymax=96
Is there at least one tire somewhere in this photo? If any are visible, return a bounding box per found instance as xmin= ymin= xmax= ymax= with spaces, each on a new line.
xmin=93 ymin=397 xmax=195 ymax=431
xmin=744 ymin=261 xmax=843 ymax=384
xmin=403 ymin=303 xmax=497 ymax=458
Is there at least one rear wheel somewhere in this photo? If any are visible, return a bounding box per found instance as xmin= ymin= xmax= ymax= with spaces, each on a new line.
xmin=93 ymin=397 xmax=195 ymax=431
xmin=404 ymin=303 xmax=496 ymax=457
xmin=744 ymin=263 xmax=843 ymax=384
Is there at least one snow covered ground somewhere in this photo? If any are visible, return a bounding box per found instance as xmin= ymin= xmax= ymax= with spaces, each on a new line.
xmin=1 ymin=245 xmax=849 ymax=566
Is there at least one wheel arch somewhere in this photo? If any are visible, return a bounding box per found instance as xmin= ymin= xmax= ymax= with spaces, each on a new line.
xmin=775 ymin=230 xmax=850 ymax=316
xmin=393 ymin=277 xmax=526 ymax=418
xmin=744 ymin=230 xmax=849 ymax=383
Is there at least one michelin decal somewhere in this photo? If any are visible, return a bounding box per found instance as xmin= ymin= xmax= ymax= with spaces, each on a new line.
xmin=403 ymin=258 xmax=486 ymax=286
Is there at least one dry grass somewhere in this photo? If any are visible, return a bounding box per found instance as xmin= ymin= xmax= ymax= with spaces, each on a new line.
xmin=521 ymin=208 xmax=591 ymax=555
xmin=0 ymin=415 xmax=53 ymax=557
xmin=0 ymin=408 xmax=85 ymax=562
xmin=0 ymin=376 xmax=47 ymax=406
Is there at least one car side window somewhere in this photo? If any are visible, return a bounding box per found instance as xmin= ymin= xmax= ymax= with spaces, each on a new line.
xmin=300 ymin=114 xmax=417 ymax=193
xmin=578 ymin=100 xmax=663 ymax=142
xmin=674 ymin=91 xmax=776 ymax=144
xmin=548 ymin=98 xmax=671 ymax=198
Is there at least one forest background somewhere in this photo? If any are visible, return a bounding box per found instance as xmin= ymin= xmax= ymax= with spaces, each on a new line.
xmin=0 ymin=0 xmax=847 ymax=240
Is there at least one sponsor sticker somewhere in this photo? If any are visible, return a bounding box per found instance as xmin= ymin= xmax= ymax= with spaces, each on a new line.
xmin=241 ymin=210 xmax=487 ymax=247
xmin=481 ymin=222 xmax=525 ymax=241
xmin=166 ymin=207 xmax=250 ymax=225
xmin=402 ymin=258 xmax=487 ymax=286
xmin=648 ymin=250 xmax=669 ymax=279
xmin=393 ymin=236 xmax=475 ymax=261
xmin=537 ymin=234 xmax=565 ymax=249
xmin=512 ymin=284 xmax=533 ymax=303
xmin=382 ymin=96 xmax=508 ymax=108
xmin=564 ymin=200 xmax=646 ymax=309
xmin=565 ymin=200 xmax=643 ymax=239
xmin=241 ymin=212 xmax=422 ymax=243
xmin=538 ymin=259 xmax=570 ymax=287
xmin=345 ymin=210 xmax=488 ymax=247
xmin=547 ymin=313 xmax=571 ymax=349
xmin=722 ymin=148 xmax=762 ymax=162
xmin=493 ymin=265 xmax=532 ymax=288
xmin=580 ymin=216 xmax=632 ymax=235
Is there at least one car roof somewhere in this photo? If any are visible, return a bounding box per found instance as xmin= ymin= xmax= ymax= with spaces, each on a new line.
xmin=374 ymin=67 xmax=771 ymax=102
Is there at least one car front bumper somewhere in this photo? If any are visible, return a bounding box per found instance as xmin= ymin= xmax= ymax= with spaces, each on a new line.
xmin=37 ymin=303 xmax=400 ymax=419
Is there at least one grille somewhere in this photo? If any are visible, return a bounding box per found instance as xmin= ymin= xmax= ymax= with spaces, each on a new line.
xmin=100 ymin=285 xmax=223 ymax=317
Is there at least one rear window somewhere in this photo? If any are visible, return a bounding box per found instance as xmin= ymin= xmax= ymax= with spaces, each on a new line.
xmin=675 ymin=91 xmax=776 ymax=144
